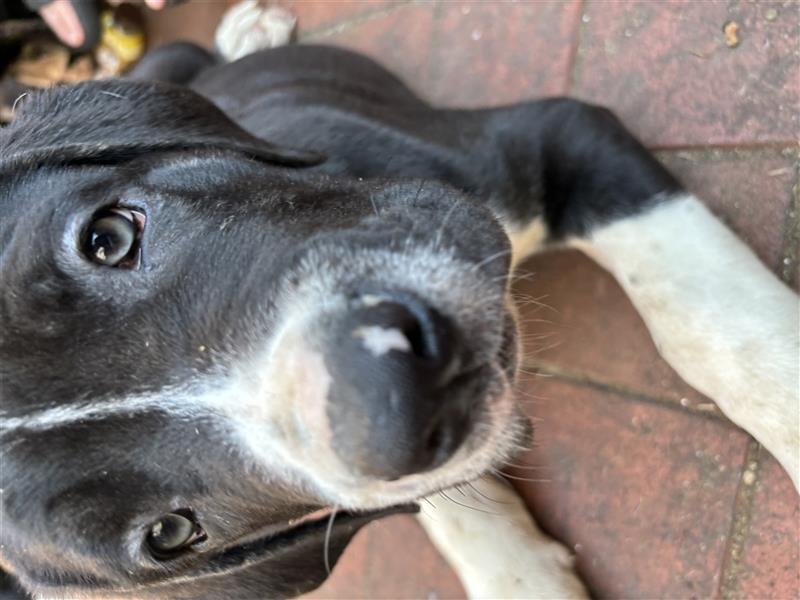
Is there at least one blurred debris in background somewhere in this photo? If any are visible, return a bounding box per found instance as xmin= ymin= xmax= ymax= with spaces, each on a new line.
xmin=0 ymin=1 xmax=145 ymax=124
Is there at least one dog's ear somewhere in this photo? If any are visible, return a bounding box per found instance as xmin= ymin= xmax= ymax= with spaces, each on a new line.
xmin=0 ymin=80 xmax=323 ymax=170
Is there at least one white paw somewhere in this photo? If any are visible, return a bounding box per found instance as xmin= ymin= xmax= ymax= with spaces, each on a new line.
xmin=215 ymin=0 xmax=296 ymax=63
xmin=418 ymin=477 xmax=588 ymax=599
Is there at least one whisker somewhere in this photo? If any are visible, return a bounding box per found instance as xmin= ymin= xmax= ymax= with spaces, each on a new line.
xmin=508 ymin=270 xmax=539 ymax=283
xmin=439 ymin=491 xmax=502 ymax=516
xmin=11 ymin=92 xmax=28 ymax=114
xmin=466 ymin=481 xmax=512 ymax=505
xmin=513 ymin=366 xmax=549 ymax=377
xmin=434 ymin=199 xmax=460 ymax=251
xmin=98 ymin=90 xmax=126 ymax=99
xmin=509 ymin=294 xmax=558 ymax=314
xmin=501 ymin=462 xmax=549 ymax=470
xmin=323 ymin=507 xmax=339 ymax=576
xmin=406 ymin=179 xmax=425 ymax=219
xmin=494 ymin=469 xmax=551 ymax=483
xmin=527 ymin=340 xmax=563 ymax=355
xmin=413 ymin=179 xmax=426 ymax=204
xmin=513 ymin=316 xmax=558 ymax=326
xmin=471 ymin=249 xmax=512 ymax=273
xmin=368 ymin=193 xmax=380 ymax=217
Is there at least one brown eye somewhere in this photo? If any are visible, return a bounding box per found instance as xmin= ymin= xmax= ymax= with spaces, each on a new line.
xmin=83 ymin=207 xmax=144 ymax=268
xmin=146 ymin=510 xmax=206 ymax=559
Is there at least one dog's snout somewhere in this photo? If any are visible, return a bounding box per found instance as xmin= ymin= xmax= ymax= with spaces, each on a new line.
xmin=325 ymin=292 xmax=470 ymax=480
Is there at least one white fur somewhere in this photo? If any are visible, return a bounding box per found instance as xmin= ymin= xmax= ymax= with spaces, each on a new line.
xmin=572 ymin=194 xmax=800 ymax=490
xmin=418 ymin=477 xmax=588 ymax=599
xmin=215 ymin=1 xmax=295 ymax=63
xmin=0 ymin=387 xmax=218 ymax=433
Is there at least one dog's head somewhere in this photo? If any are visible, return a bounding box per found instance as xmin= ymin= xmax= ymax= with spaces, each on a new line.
xmin=0 ymin=80 xmax=528 ymax=598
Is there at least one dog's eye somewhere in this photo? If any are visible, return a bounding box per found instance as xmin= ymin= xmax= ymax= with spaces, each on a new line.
xmin=146 ymin=510 xmax=206 ymax=559
xmin=83 ymin=207 xmax=144 ymax=268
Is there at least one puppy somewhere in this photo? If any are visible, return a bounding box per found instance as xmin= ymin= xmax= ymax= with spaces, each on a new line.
xmin=0 ymin=42 xmax=796 ymax=599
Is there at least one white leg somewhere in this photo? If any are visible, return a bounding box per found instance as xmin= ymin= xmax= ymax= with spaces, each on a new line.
xmin=572 ymin=194 xmax=800 ymax=491
xmin=417 ymin=476 xmax=588 ymax=599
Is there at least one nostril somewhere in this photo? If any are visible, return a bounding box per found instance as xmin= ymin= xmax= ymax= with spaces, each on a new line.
xmin=425 ymin=423 xmax=444 ymax=453
xmin=354 ymin=290 xmax=453 ymax=365
xmin=400 ymin=315 xmax=428 ymax=359
xmin=423 ymin=414 xmax=465 ymax=471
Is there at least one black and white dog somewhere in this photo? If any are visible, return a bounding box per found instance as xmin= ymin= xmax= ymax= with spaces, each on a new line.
xmin=1 ymin=32 xmax=797 ymax=600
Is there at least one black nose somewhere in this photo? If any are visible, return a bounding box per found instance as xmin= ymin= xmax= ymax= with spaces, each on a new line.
xmin=325 ymin=291 xmax=472 ymax=480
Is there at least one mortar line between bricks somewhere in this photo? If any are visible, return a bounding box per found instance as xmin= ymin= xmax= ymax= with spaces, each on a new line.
xmin=779 ymin=170 xmax=800 ymax=286
xmin=423 ymin=0 xmax=445 ymax=95
xmin=520 ymin=358 xmax=737 ymax=425
xmin=296 ymin=0 xmax=416 ymax=41
xmin=717 ymin=441 xmax=762 ymax=599
xmin=655 ymin=146 xmax=799 ymax=162
xmin=567 ymin=0 xmax=588 ymax=94
xmin=563 ymin=0 xmax=585 ymax=95
xmin=647 ymin=140 xmax=799 ymax=153
xmin=716 ymin=166 xmax=800 ymax=597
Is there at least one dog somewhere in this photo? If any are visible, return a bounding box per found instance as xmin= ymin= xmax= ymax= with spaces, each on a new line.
xmin=1 ymin=34 xmax=797 ymax=599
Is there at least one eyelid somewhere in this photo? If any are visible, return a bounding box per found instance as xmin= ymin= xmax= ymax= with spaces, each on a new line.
xmin=145 ymin=509 xmax=207 ymax=561
xmin=109 ymin=206 xmax=147 ymax=231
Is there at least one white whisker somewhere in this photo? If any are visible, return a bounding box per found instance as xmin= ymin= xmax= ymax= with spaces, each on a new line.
xmin=323 ymin=506 xmax=339 ymax=576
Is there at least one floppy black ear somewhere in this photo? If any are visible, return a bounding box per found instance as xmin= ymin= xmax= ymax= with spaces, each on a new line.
xmin=0 ymin=79 xmax=323 ymax=171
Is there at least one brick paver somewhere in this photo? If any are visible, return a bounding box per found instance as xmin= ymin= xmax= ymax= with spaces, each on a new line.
xmin=573 ymin=1 xmax=800 ymax=148
xmin=424 ymin=0 xmax=582 ymax=105
xmin=303 ymin=3 xmax=437 ymax=90
xmin=307 ymin=514 xmax=465 ymax=599
xmin=511 ymin=376 xmax=750 ymax=598
xmin=282 ymin=0 xmax=401 ymax=35
xmin=736 ymin=454 xmax=800 ymax=598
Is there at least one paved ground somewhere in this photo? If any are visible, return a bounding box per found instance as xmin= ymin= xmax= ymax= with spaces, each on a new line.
xmin=145 ymin=1 xmax=799 ymax=598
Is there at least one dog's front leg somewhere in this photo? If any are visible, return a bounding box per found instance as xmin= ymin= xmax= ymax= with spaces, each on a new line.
xmin=571 ymin=194 xmax=800 ymax=490
xmin=484 ymin=99 xmax=798 ymax=492
xmin=417 ymin=476 xmax=588 ymax=599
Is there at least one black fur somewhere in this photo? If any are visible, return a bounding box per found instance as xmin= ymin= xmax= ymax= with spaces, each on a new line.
xmin=187 ymin=45 xmax=683 ymax=238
